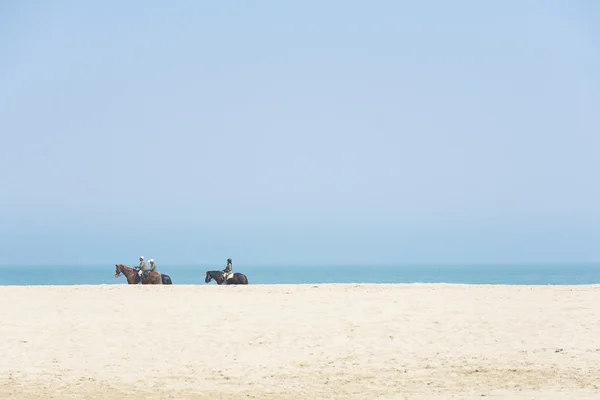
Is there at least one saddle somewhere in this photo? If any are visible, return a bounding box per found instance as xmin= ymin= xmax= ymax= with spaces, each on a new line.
xmin=134 ymin=268 xmax=149 ymax=282
xmin=223 ymin=271 xmax=233 ymax=282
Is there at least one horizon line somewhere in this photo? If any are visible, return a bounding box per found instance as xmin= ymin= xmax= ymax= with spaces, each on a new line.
xmin=0 ymin=261 xmax=598 ymax=268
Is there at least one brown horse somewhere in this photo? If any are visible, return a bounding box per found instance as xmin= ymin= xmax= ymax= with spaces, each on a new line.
xmin=205 ymin=270 xmax=248 ymax=285
xmin=114 ymin=264 xmax=172 ymax=285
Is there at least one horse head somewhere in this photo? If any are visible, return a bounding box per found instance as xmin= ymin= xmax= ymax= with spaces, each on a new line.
xmin=206 ymin=270 xmax=226 ymax=284
xmin=115 ymin=264 xmax=123 ymax=278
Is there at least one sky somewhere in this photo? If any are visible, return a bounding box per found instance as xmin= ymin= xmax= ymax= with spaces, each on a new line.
xmin=0 ymin=1 xmax=598 ymax=266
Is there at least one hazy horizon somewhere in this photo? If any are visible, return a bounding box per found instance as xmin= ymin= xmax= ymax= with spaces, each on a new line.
xmin=1 ymin=1 xmax=598 ymax=266
xmin=2 ymin=261 xmax=598 ymax=268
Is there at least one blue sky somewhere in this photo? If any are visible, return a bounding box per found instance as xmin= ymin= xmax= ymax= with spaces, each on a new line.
xmin=0 ymin=1 xmax=598 ymax=266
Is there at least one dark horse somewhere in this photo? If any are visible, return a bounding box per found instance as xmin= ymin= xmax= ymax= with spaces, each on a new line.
xmin=114 ymin=264 xmax=172 ymax=285
xmin=205 ymin=270 xmax=248 ymax=285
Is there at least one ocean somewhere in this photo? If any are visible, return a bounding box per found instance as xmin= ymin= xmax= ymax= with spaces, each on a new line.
xmin=0 ymin=263 xmax=599 ymax=286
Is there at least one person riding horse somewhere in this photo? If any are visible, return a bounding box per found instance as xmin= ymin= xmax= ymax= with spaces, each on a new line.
xmin=223 ymin=258 xmax=233 ymax=282
xmin=136 ymin=256 xmax=148 ymax=281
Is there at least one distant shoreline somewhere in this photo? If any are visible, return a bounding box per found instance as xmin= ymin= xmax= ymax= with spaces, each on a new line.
xmin=1 ymin=263 xmax=598 ymax=286
xmin=1 ymin=282 xmax=600 ymax=288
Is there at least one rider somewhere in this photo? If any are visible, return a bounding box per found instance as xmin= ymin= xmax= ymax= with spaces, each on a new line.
xmin=149 ymin=259 xmax=157 ymax=273
xmin=223 ymin=258 xmax=233 ymax=281
xmin=138 ymin=256 xmax=148 ymax=279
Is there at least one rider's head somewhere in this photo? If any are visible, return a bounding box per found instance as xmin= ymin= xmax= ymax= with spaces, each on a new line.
xmin=227 ymin=258 xmax=232 ymax=263
xmin=149 ymin=259 xmax=154 ymax=265
xmin=140 ymin=256 xmax=144 ymax=261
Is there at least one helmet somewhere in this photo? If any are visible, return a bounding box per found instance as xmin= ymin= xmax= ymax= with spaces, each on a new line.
xmin=140 ymin=256 xmax=144 ymax=261
xmin=227 ymin=258 xmax=232 ymax=263
xmin=149 ymin=259 xmax=154 ymax=264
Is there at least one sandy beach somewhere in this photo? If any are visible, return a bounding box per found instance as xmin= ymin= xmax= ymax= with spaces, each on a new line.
xmin=1 ymin=284 xmax=599 ymax=399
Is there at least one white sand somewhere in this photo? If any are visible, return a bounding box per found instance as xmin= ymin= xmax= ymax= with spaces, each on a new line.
xmin=1 ymin=284 xmax=599 ymax=399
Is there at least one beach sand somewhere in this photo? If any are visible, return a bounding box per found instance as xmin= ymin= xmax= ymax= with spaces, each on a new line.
xmin=1 ymin=283 xmax=599 ymax=399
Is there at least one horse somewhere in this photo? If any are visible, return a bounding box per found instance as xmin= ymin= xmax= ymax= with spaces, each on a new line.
xmin=205 ymin=270 xmax=248 ymax=285
xmin=114 ymin=264 xmax=172 ymax=285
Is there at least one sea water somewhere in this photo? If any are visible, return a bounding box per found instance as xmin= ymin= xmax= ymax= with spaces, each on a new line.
xmin=0 ymin=264 xmax=598 ymax=286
